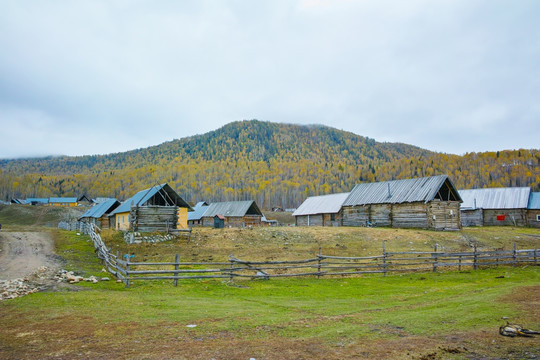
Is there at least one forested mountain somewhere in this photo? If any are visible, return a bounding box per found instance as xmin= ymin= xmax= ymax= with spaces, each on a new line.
xmin=1 ymin=120 xmax=539 ymax=209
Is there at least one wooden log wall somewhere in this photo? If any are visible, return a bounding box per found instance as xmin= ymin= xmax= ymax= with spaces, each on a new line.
xmin=483 ymin=209 xmax=527 ymax=226
xmin=428 ymin=201 xmax=461 ymax=230
xmin=391 ymin=203 xmax=429 ymax=228
xmin=527 ymin=210 xmax=540 ymax=228
xmin=131 ymin=206 xmax=179 ymax=232
xmin=342 ymin=206 xmax=369 ymax=226
xmin=461 ymin=209 xmax=483 ymax=227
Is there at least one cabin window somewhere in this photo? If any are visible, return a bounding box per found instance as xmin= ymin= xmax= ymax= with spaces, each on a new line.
xmin=331 ymin=213 xmax=336 ymax=221
xmin=122 ymin=215 xmax=125 ymax=223
xmin=537 ymin=215 xmax=540 ymax=222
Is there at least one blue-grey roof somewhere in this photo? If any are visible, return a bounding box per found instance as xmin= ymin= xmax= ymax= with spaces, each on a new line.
xmin=459 ymin=187 xmax=531 ymax=210
xmin=80 ymin=199 xmax=120 ymax=219
xmin=343 ymin=175 xmax=460 ymax=206
xmin=188 ymin=201 xmax=209 ymax=221
xmin=202 ymin=201 xmax=262 ymax=218
xmin=293 ymin=193 xmax=350 ymax=216
xmin=529 ymin=192 xmax=540 ymax=209
xmin=49 ymin=197 xmax=78 ymax=204
xmin=26 ymin=198 xmax=49 ymax=204
xmin=110 ymin=183 xmax=191 ymax=215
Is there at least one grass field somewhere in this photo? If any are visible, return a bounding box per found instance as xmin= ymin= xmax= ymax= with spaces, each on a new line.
xmin=1 ymin=205 xmax=539 ymax=359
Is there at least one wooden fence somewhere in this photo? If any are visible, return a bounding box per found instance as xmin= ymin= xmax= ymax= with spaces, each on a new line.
xmin=87 ymin=226 xmax=539 ymax=288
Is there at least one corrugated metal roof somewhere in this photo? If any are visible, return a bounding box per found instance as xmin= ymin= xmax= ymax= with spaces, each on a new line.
xmin=111 ymin=183 xmax=191 ymax=215
xmin=49 ymin=197 xmax=78 ymax=204
xmin=292 ymin=193 xmax=350 ymax=216
xmin=80 ymin=199 xmax=120 ymax=219
xmin=188 ymin=201 xmax=209 ymax=221
xmin=343 ymin=175 xmax=458 ymax=206
xmin=459 ymin=187 xmax=531 ymax=210
xmin=203 ymin=201 xmax=262 ymax=217
xmin=528 ymin=192 xmax=540 ymax=209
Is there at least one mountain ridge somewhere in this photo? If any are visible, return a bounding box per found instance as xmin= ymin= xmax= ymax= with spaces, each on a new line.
xmin=1 ymin=120 xmax=538 ymax=208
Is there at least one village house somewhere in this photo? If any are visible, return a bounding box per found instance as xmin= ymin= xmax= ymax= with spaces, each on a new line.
xmin=459 ymin=187 xmax=530 ymax=227
xmin=110 ymin=183 xmax=192 ymax=232
xmin=200 ymin=200 xmax=263 ymax=227
xmin=49 ymin=197 xmax=78 ymax=207
xmin=342 ymin=175 xmax=462 ymax=230
xmin=293 ymin=192 xmax=350 ymax=226
xmin=79 ymin=198 xmax=120 ymax=231
xmin=187 ymin=201 xmax=209 ymax=227
xmin=527 ymin=192 xmax=540 ymax=228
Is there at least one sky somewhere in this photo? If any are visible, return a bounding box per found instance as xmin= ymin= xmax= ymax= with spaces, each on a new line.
xmin=1 ymin=0 xmax=539 ymax=159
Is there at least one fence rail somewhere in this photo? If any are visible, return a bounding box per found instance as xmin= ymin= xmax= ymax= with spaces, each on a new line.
xmin=86 ymin=225 xmax=539 ymax=288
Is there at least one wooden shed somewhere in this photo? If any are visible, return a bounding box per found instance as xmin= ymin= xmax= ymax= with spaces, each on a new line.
xmin=79 ymin=198 xmax=120 ymax=231
xmin=342 ymin=175 xmax=462 ymax=230
xmin=201 ymin=201 xmax=263 ymax=227
xmin=187 ymin=201 xmax=209 ymax=227
xmin=527 ymin=192 xmax=540 ymax=228
xmin=459 ymin=187 xmax=530 ymax=226
xmin=110 ymin=183 xmax=192 ymax=232
xmin=293 ymin=192 xmax=350 ymax=226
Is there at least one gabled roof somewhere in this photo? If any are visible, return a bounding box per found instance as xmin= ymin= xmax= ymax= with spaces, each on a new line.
xmin=344 ymin=175 xmax=461 ymax=206
xmin=188 ymin=201 xmax=209 ymax=221
xmin=110 ymin=183 xmax=192 ymax=215
xmin=80 ymin=199 xmax=120 ymax=219
xmin=529 ymin=192 xmax=540 ymax=210
xmin=49 ymin=197 xmax=78 ymax=204
xmin=459 ymin=187 xmax=531 ymax=210
xmin=202 ymin=201 xmax=262 ymax=218
xmin=292 ymin=193 xmax=350 ymax=216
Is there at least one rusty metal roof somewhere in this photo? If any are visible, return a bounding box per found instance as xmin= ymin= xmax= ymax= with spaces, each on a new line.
xmin=459 ymin=187 xmax=531 ymax=210
xmin=343 ymin=175 xmax=460 ymax=206
xmin=292 ymin=193 xmax=350 ymax=216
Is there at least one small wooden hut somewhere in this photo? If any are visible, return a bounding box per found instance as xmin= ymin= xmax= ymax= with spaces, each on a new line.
xmin=459 ymin=187 xmax=530 ymax=226
xmin=201 ymin=201 xmax=263 ymax=227
xmin=527 ymin=192 xmax=540 ymax=228
xmin=110 ymin=183 xmax=192 ymax=232
xmin=79 ymin=198 xmax=120 ymax=231
xmin=293 ymin=192 xmax=350 ymax=226
xmin=342 ymin=175 xmax=462 ymax=230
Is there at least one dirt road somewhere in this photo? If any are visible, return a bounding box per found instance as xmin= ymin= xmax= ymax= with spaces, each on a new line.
xmin=0 ymin=232 xmax=60 ymax=280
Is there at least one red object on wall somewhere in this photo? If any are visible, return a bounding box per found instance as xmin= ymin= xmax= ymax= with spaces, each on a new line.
xmin=496 ymin=215 xmax=506 ymax=221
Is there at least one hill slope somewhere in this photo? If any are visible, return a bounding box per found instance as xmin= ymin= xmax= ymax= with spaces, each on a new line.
xmin=1 ymin=120 xmax=539 ymax=208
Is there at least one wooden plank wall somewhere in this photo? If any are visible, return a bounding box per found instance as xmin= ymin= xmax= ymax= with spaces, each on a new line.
xmin=392 ymin=203 xmax=428 ymax=228
xmin=427 ymin=201 xmax=461 ymax=230
xmin=131 ymin=206 xmax=178 ymax=232
xmin=527 ymin=210 xmax=540 ymax=228
xmin=483 ymin=209 xmax=527 ymax=226
xmin=342 ymin=206 xmax=369 ymax=226
xmin=461 ymin=209 xmax=483 ymax=227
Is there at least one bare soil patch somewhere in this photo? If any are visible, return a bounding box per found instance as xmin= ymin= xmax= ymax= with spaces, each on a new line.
xmin=0 ymin=232 xmax=60 ymax=280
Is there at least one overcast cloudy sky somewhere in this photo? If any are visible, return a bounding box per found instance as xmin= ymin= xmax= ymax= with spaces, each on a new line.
xmin=1 ymin=0 xmax=539 ymax=159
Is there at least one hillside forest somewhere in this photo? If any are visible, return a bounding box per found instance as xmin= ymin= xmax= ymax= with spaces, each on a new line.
xmin=1 ymin=120 xmax=539 ymax=209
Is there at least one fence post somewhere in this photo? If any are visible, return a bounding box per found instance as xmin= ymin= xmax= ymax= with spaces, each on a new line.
xmin=229 ymin=255 xmax=234 ymax=282
xmin=513 ymin=242 xmax=517 ymax=267
xmin=116 ymin=250 xmax=120 ymax=278
xmin=317 ymin=247 xmax=322 ymax=279
xmin=535 ymin=248 xmax=538 ymax=266
xmin=433 ymin=244 xmax=438 ymax=273
xmin=473 ymin=244 xmax=477 ymax=271
xmin=174 ymin=254 xmax=180 ymax=287
xmin=458 ymin=255 xmax=462 ymax=271
xmin=126 ymin=255 xmax=130 ymax=288
xmin=382 ymin=240 xmax=387 ymax=276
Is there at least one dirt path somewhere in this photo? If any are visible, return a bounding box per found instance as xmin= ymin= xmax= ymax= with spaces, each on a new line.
xmin=0 ymin=232 xmax=60 ymax=280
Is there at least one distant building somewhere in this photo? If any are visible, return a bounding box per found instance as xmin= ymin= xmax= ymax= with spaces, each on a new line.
xmin=79 ymin=198 xmax=120 ymax=231
xmin=459 ymin=187 xmax=530 ymax=226
xmin=201 ymin=201 xmax=263 ymax=227
xmin=187 ymin=201 xmax=209 ymax=227
xmin=527 ymin=192 xmax=540 ymax=228
xmin=26 ymin=198 xmax=49 ymax=205
xmin=293 ymin=193 xmax=350 ymax=226
xmin=49 ymin=197 xmax=78 ymax=207
xmin=342 ymin=175 xmax=462 ymax=230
